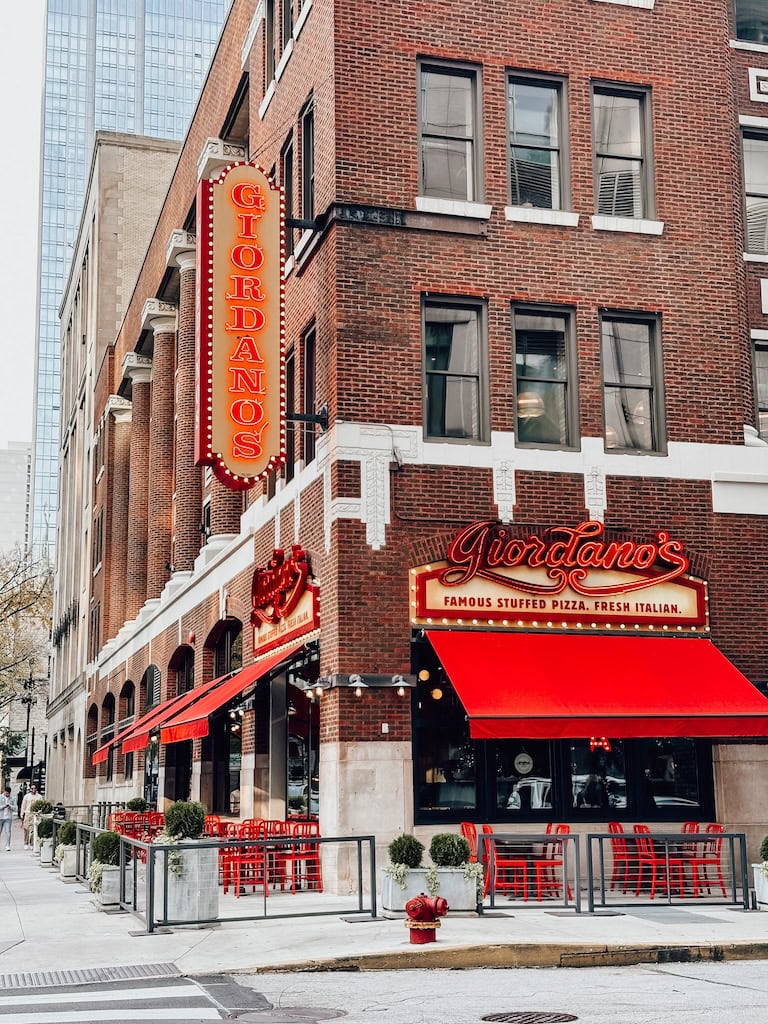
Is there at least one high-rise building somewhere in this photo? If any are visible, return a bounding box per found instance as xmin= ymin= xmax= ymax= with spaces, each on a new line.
xmin=0 ymin=442 xmax=32 ymax=554
xmin=31 ymin=0 xmax=229 ymax=559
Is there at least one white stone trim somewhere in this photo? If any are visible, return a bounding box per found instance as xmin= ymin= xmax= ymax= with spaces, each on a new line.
xmin=585 ymin=466 xmax=607 ymax=521
xmin=591 ymin=0 xmax=654 ymax=6
xmin=259 ymin=80 xmax=276 ymax=121
xmin=294 ymin=228 xmax=318 ymax=262
xmin=121 ymin=352 xmax=152 ymax=386
xmin=166 ymin=229 xmax=195 ymax=269
xmin=505 ymin=206 xmax=579 ymax=226
xmin=739 ymin=114 xmax=768 ymax=129
xmin=744 ymin=252 xmax=768 ymax=262
xmin=415 ymin=196 xmax=492 ymax=219
xmin=760 ymin=281 xmax=768 ymax=313
xmin=294 ymin=0 xmax=312 ymax=39
xmin=197 ymin=138 xmax=247 ymax=181
xmin=284 ymin=253 xmax=296 ymax=278
xmin=731 ymin=39 xmax=768 ymax=53
xmin=276 ymin=39 xmax=293 ymax=82
xmin=749 ymin=67 xmax=768 ymax=104
xmin=493 ymin=460 xmax=516 ymax=521
xmin=751 ymin=329 xmax=768 ymax=340
xmin=242 ymin=0 xmax=265 ymax=68
xmin=591 ymin=215 xmax=664 ymax=235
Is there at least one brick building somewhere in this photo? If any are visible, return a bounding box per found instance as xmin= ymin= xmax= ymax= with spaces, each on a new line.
xmin=51 ymin=0 xmax=768 ymax=876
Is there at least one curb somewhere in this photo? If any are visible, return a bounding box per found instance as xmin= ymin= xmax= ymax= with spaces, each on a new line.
xmin=251 ymin=941 xmax=768 ymax=973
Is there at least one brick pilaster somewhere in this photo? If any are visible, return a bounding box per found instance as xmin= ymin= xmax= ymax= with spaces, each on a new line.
xmin=210 ymin=478 xmax=243 ymax=535
xmin=123 ymin=354 xmax=152 ymax=620
xmin=146 ymin=311 xmax=177 ymax=599
xmin=106 ymin=399 xmax=132 ymax=638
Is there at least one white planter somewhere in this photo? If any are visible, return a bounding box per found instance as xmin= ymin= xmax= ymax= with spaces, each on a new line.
xmin=98 ymin=865 xmax=121 ymax=906
xmin=381 ymin=867 xmax=480 ymax=917
xmin=59 ymin=846 xmax=77 ymax=879
xmin=40 ymin=839 xmax=53 ymax=866
xmin=753 ymin=864 xmax=768 ymax=909
xmin=152 ymin=840 xmax=219 ymax=924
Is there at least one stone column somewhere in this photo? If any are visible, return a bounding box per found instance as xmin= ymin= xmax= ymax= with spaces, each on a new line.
xmin=142 ymin=299 xmax=178 ymax=601
xmin=123 ymin=353 xmax=152 ymax=621
xmin=167 ymin=230 xmax=202 ymax=572
xmin=105 ymin=396 xmax=132 ymax=638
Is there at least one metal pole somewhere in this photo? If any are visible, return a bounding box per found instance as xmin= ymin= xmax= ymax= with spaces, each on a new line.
xmin=369 ymin=837 xmax=377 ymax=918
xmin=587 ymin=835 xmax=595 ymax=913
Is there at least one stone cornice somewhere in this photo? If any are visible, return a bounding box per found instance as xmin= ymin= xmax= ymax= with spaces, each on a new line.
xmin=105 ymin=395 xmax=132 ymax=425
xmin=121 ymin=352 xmax=153 ymax=387
xmin=166 ymin=228 xmax=196 ymax=270
xmin=198 ymin=137 xmax=247 ymax=181
xmin=141 ymin=297 xmax=178 ymax=335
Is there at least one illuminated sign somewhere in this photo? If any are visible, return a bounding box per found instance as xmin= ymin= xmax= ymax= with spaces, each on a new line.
xmin=251 ymin=546 xmax=320 ymax=655
xmin=411 ymin=520 xmax=708 ymax=632
xmin=196 ymin=162 xmax=284 ymax=488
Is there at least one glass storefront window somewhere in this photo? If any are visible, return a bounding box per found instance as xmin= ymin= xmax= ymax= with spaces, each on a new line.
xmin=416 ymin=682 xmax=476 ymax=813
xmin=569 ymin=740 xmax=626 ymax=812
xmin=495 ymin=741 xmax=552 ymax=813
xmin=637 ymin=738 xmax=700 ymax=811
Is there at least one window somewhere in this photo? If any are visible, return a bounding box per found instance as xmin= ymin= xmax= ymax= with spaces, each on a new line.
xmin=281 ymin=134 xmax=294 ymax=257
xmin=513 ymin=306 xmax=576 ymax=447
xmin=124 ymin=752 xmax=133 ymax=781
xmin=265 ymin=0 xmax=276 ymax=83
xmin=281 ymin=0 xmax=293 ymax=52
xmin=601 ymin=314 xmax=664 ymax=453
xmin=89 ymin=604 xmax=100 ymax=662
xmin=735 ymin=1 xmax=768 ymax=41
xmin=423 ymin=300 xmax=486 ymax=442
xmin=92 ymin=507 xmax=104 ymax=571
xmin=301 ymin=98 xmax=315 ymax=221
xmin=593 ymin=85 xmax=652 ymax=218
xmin=303 ymin=324 xmax=317 ymax=464
xmin=419 ymin=62 xmax=480 ymax=201
xmin=742 ymin=133 xmax=768 ymax=253
xmin=508 ymin=75 xmax=565 ymax=209
xmin=285 ymin=348 xmax=296 ymax=481
xmin=755 ymin=339 xmax=768 ymax=440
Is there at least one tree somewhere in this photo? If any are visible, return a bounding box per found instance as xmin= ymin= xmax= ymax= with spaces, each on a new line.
xmin=0 ymin=548 xmax=52 ymax=716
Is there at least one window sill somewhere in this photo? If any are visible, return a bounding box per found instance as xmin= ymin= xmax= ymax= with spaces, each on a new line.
xmin=276 ymin=39 xmax=293 ymax=83
xmin=415 ymin=196 xmax=492 ymax=219
xmin=284 ymin=253 xmax=296 ymax=278
xmin=604 ymin=445 xmax=667 ymax=457
xmin=730 ymin=39 xmax=768 ymax=53
xmin=259 ymin=80 xmax=276 ymax=121
xmin=505 ymin=206 xmax=579 ymax=227
xmin=591 ymin=0 xmax=653 ymax=5
xmin=95 ymin=465 xmax=105 ymax=485
xmin=744 ymin=252 xmax=768 ymax=263
xmin=592 ymin=215 xmax=664 ymax=235
xmin=294 ymin=0 xmax=312 ymax=39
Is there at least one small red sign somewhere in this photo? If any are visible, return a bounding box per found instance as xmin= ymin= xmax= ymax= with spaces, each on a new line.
xmin=251 ymin=546 xmax=320 ymax=656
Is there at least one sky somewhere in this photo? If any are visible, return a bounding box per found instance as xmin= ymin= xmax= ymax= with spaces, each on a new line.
xmin=0 ymin=4 xmax=45 ymax=450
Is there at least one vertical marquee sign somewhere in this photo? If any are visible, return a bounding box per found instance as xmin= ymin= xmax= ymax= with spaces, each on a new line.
xmin=196 ymin=161 xmax=285 ymax=489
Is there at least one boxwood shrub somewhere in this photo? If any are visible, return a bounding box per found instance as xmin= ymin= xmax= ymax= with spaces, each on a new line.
xmin=760 ymin=834 xmax=768 ymax=863
xmin=57 ymin=820 xmax=77 ymax=846
xmin=125 ymin=797 xmax=148 ymax=812
xmin=91 ymin=830 xmax=121 ymax=866
xmin=388 ymin=833 xmax=424 ymax=868
xmin=37 ymin=817 xmax=53 ymax=839
xmin=31 ymin=799 xmax=53 ymax=814
xmin=429 ymin=832 xmax=471 ymax=867
xmin=164 ymin=800 xmax=206 ymax=840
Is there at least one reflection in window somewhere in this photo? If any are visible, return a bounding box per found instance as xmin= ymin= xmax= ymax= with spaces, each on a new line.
xmin=514 ymin=309 xmax=572 ymax=446
xmin=735 ymin=1 xmax=768 ymax=42
xmin=593 ymin=88 xmax=647 ymax=218
xmin=425 ymin=302 xmax=484 ymax=440
xmin=743 ymin=134 xmax=768 ymax=254
xmin=416 ymin=682 xmax=475 ymax=813
xmin=495 ymin=741 xmax=552 ymax=813
xmin=601 ymin=316 xmax=659 ymax=452
xmin=420 ymin=65 xmax=478 ymax=201
xmin=756 ymin=341 xmax=768 ymax=440
xmin=570 ymin=740 xmax=626 ymax=811
xmin=637 ymin=738 xmax=700 ymax=810
xmin=508 ymin=78 xmax=562 ymax=210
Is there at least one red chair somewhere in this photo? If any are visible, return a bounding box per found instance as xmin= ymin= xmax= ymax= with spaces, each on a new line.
xmin=263 ymin=820 xmax=293 ymax=890
xmin=204 ymin=815 xmax=222 ymax=837
xmin=532 ymin=824 xmax=573 ymax=901
xmin=633 ymin=824 xmax=685 ymax=898
xmin=279 ymin=821 xmax=323 ymax=893
xmin=687 ymin=824 xmax=727 ymax=898
xmin=227 ymin=820 xmax=268 ymax=899
xmin=608 ymin=822 xmax=632 ymax=893
xmin=460 ymin=822 xmax=478 ymax=862
xmin=482 ymin=824 xmax=528 ymax=900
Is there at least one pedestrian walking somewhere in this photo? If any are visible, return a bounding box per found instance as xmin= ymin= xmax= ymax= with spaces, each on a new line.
xmin=0 ymin=786 xmax=13 ymax=850
xmin=20 ymin=784 xmax=38 ymax=849
xmin=16 ymin=784 xmax=25 ymax=819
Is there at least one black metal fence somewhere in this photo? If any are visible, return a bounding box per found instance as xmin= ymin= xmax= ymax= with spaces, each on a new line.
xmin=482 ymin=831 xmax=582 ymax=912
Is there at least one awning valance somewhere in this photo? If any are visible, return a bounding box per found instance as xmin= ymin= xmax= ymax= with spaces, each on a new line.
xmin=92 ymin=684 xmax=204 ymax=764
xmin=160 ymin=643 xmax=303 ymax=745
xmin=426 ymin=630 xmax=768 ymax=740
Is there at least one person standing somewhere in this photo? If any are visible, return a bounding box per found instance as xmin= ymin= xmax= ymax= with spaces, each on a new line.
xmin=20 ymin=784 xmax=38 ymax=849
xmin=16 ymin=784 xmax=25 ymax=819
xmin=0 ymin=786 xmax=13 ymax=850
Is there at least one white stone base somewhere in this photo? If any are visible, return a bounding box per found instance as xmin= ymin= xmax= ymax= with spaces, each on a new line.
xmin=381 ymin=867 xmax=479 ymax=917
xmin=40 ymin=839 xmax=53 ymax=866
xmin=59 ymin=847 xmax=77 ymax=879
xmin=152 ymin=841 xmax=219 ymax=924
xmin=753 ymin=864 xmax=768 ymax=909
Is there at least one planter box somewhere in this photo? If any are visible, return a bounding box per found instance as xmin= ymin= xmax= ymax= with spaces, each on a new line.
xmin=381 ymin=867 xmax=480 ymax=917
xmin=95 ymin=863 xmax=135 ymax=908
xmin=40 ymin=839 xmax=53 ymax=866
xmin=753 ymin=864 xmax=768 ymax=909
xmin=152 ymin=840 xmax=219 ymax=925
xmin=59 ymin=847 xmax=77 ymax=880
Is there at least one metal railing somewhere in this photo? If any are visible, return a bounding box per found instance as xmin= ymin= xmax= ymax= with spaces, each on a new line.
xmin=482 ymin=831 xmax=582 ymax=912
xmin=57 ymin=802 xmax=127 ymax=828
xmin=586 ymin=831 xmax=750 ymax=910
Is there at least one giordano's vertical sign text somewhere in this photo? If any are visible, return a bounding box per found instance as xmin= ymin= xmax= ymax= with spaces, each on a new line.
xmin=196 ymin=162 xmax=285 ymax=489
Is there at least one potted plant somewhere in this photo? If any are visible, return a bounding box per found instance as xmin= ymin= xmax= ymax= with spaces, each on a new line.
xmin=88 ymin=830 xmax=125 ymax=907
xmin=30 ymin=799 xmax=53 ymax=854
xmin=753 ymin=835 xmax=768 ymax=909
xmin=153 ymin=800 xmax=218 ymax=924
xmin=382 ymin=832 xmax=484 ymax=916
xmin=126 ymin=797 xmax=148 ymax=812
xmin=56 ymin=820 xmax=78 ymax=880
xmin=37 ymin=817 xmax=54 ymax=866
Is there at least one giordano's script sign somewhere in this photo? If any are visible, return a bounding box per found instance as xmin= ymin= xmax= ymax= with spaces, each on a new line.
xmin=251 ymin=545 xmax=320 ymax=656
xmin=410 ymin=521 xmax=708 ymax=632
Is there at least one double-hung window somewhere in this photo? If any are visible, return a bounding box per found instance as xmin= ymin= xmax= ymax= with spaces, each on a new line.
xmin=755 ymin=339 xmax=768 ymax=441
xmin=735 ymin=1 xmax=768 ymax=42
xmin=423 ymin=300 xmax=486 ymax=441
xmin=419 ymin=62 xmax=480 ymax=202
xmin=742 ymin=133 xmax=768 ymax=254
xmin=593 ymin=85 xmax=652 ymax=218
xmin=281 ymin=133 xmax=294 ymax=257
xmin=601 ymin=313 xmax=664 ymax=453
xmin=301 ymin=98 xmax=315 ymax=221
xmin=508 ymin=75 xmax=565 ymax=210
xmin=513 ymin=306 xmax=576 ymax=447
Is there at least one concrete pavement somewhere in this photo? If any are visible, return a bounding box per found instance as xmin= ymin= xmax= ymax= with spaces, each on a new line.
xmin=0 ymin=829 xmax=766 ymax=978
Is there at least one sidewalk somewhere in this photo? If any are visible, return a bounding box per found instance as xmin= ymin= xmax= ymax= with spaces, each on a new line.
xmin=0 ymin=840 xmax=766 ymax=977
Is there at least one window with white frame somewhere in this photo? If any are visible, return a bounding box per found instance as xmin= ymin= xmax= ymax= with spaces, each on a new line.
xmin=513 ymin=306 xmax=577 ymax=447
xmin=601 ymin=313 xmax=664 ymax=453
xmin=735 ymin=1 xmax=768 ymax=42
xmin=743 ymin=133 xmax=768 ymax=253
xmin=508 ymin=75 xmax=566 ymax=210
xmin=755 ymin=339 xmax=768 ymax=440
xmin=419 ymin=62 xmax=480 ymax=202
xmin=423 ymin=299 xmax=486 ymax=441
xmin=593 ymin=85 xmax=652 ymax=218
xmin=301 ymin=97 xmax=315 ymax=221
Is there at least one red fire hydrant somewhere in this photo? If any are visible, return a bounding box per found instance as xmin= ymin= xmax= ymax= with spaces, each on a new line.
xmin=404 ymin=893 xmax=448 ymax=944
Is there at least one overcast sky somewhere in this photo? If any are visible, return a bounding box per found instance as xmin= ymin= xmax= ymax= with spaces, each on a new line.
xmin=0 ymin=4 xmax=45 ymax=450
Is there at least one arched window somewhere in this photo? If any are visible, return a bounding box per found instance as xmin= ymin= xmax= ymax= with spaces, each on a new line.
xmin=141 ymin=665 xmax=162 ymax=710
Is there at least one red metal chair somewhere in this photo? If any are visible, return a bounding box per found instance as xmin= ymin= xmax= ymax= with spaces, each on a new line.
xmin=633 ymin=824 xmax=685 ymax=898
xmin=227 ymin=820 xmax=268 ymax=899
xmin=687 ymin=824 xmax=727 ymax=898
xmin=482 ymin=824 xmax=528 ymax=900
xmin=278 ymin=821 xmax=323 ymax=893
xmin=532 ymin=824 xmax=573 ymax=901
xmin=263 ymin=820 xmax=293 ymax=890
xmin=204 ymin=815 xmax=222 ymax=837
xmin=608 ymin=822 xmax=632 ymax=892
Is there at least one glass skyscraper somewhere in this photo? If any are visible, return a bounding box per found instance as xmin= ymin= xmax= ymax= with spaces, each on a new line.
xmin=32 ymin=0 xmax=229 ymax=558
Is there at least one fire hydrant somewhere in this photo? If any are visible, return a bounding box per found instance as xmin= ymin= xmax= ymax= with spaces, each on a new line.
xmin=404 ymin=893 xmax=448 ymax=944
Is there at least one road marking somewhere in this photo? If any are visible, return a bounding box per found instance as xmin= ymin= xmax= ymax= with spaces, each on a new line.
xmin=0 ymin=984 xmax=196 ymax=1006
xmin=0 ymin=1011 xmax=221 ymax=1023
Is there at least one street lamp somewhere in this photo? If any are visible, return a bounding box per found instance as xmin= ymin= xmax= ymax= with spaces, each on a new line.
xmin=19 ymin=666 xmax=37 ymax=770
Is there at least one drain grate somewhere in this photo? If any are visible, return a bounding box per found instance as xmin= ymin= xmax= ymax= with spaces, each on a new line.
xmin=0 ymin=962 xmax=180 ymax=990
xmin=482 ymin=1015 xmax=578 ymax=1024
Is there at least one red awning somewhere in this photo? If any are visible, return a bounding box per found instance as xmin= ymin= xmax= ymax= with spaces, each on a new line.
xmin=426 ymin=630 xmax=768 ymax=740
xmin=160 ymin=644 xmax=303 ymax=745
xmin=92 ymin=683 xmax=211 ymax=763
